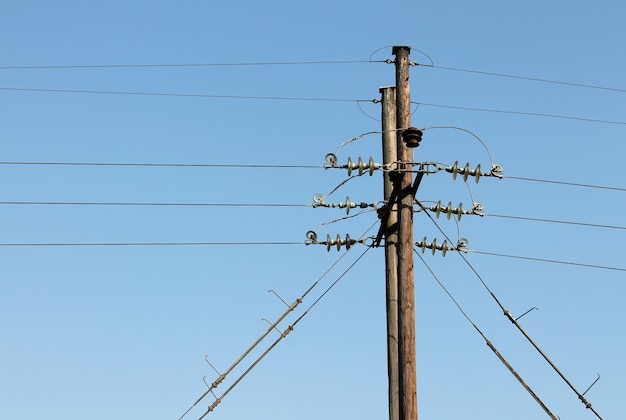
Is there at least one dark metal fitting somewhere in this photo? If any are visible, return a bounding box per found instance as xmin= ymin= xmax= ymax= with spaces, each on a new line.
xmin=401 ymin=127 xmax=423 ymax=148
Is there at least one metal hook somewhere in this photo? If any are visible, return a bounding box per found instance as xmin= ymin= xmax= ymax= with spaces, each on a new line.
xmin=261 ymin=318 xmax=284 ymax=335
xmin=204 ymin=355 xmax=221 ymax=376
xmin=582 ymin=373 xmax=601 ymax=396
xmin=268 ymin=289 xmax=289 ymax=307
xmin=516 ymin=307 xmax=539 ymax=321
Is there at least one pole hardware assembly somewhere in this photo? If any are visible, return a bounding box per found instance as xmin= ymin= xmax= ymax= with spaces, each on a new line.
xmin=324 ymin=153 xmax=382 ymax=176
xmin=304 ymin=231 xmax=371 ymax=251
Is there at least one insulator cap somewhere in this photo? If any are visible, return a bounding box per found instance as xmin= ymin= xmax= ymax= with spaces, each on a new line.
xmin=401 ymin=127 xmax=423 ymax=148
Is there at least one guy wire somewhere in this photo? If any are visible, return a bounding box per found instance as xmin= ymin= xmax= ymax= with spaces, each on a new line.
xmin=196 ymin=223 xmax=376 ymax=419
xmin=179 ymin=244 xmax=357 ymax=420
xmin=414 ymin=250 xmax=557 ymax=419
xmin=416 ymin=199 xmax=603 ymax=418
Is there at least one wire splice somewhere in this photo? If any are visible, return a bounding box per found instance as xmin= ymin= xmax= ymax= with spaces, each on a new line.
xmin=305 ymin=231 xmax=369 ymax=251
xmin=312 ymin=194 xmax=377 ymax=214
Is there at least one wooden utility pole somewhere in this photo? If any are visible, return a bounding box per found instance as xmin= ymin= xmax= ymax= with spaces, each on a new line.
xmin=393 ymin=45 xmax=417 ymax=420
xmin=380 ymin=86 xmax=399 ymax=420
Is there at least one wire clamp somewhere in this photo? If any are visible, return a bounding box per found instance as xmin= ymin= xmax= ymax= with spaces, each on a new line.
xmin=312 ymin=194 xmax=376 ymax=214
xmin=445 ymin=161 xmax=505 ymax=183
xmin=415 ymin=236 xmax=460 ymax=256
xmin=423 ymin=200 xmax=484 ymax=220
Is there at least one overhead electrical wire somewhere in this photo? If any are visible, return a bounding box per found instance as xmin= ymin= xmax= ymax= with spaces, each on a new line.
xmin=0 ymin=60 xmax=380 ymax=70
xmin=0 ymin=201 xmax=312 ymax=208
xmin=417 ymin=63 xmax=626 ymax=94
xmin=2 ymin=58 xmax=625 ymax=95
xmin=0 ymin=241 xmax=304 ymax=247
xmin=413 ymin=101 xmax=626 ymax=125
xmin=3 ymin=201 xmax=624 ymax=232
xmin=466 ymin=250 xmax=626 ymax=273
xmin=484 ymin=213 xmax=626 ymax=231
xmin=0 ymin=161 xmax=623 ymax=193
xmin=3 ymin=87 xmax=624 ymax=125
xmin=0 ymin=161 xmax=324 ymax=169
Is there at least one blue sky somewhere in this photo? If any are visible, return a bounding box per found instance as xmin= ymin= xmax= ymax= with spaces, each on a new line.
xmin=1 ymin=1 xmax=624 ymax=419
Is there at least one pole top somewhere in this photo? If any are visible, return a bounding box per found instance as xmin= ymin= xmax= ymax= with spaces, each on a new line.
xmin=379 ymin=85 xmax=396 ymax=93
xmin=392 ymin=46 xmax=411 ymax=55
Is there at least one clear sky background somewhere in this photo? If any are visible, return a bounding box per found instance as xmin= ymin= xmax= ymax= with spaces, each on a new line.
xmin=1 ymin=1 xmax=624 ymax=419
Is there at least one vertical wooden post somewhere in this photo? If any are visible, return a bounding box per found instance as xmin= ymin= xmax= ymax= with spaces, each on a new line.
xmin=393 ymin=45 xmax=417 ymax=420
xmin=380 ymin=86 xmax=399 ymax=420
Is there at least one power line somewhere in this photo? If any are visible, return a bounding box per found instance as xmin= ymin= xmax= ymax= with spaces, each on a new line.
xmin=0 ymin=60 xmax=380 ymax=70
xmin=0 ymin=161 xmax=323 ymax=169
xmin=504 ymin=175 xmax=626 ymax=192
xmin=414 ymin=101 xmax=626 ymax=125
xmin=0 ymin=87 xmax=369 ymax=102
xmin=5 ymin=85 xmax=625 ymax=126
xmin=0 ymin=201 xmax=311 ymax=208
xmin=467 ymin=250 xmax=626 ymax=272
xmin=484 ymin=213 xmax=626 ymax=231
xmin=419 ymin=63 xmax=626 ymax=94
xmin=1 ymin=160 xmax=622 ymax=194
xmin=0 ymin=241 xmax=304 ymax=247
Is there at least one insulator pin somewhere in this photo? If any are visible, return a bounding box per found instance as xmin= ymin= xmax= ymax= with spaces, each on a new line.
xmin=305 ymin=231 xmax=368 ymax=252
xmin=311 ymin=195 xmax=375 ymax=214
xmin=401 ymin=127 xmax=423 ymax=148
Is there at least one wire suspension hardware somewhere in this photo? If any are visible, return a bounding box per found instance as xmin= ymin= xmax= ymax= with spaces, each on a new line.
xmin=414 ymin=250 xmax=558 ymax=419
xmin=445 ymin=160 xmax=504 ymax=182
xmin=305 ymin=231 xmax=370 ymax=252
xmin=415 ymin=236 xmax=467 ymax=257
xmin=324 ymin=153 xmax=382 ymax=176
xmin=421 ymin=200 xmax=485 ymax=220
xmin=311 ymin=194 xmax=378 ymax=214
